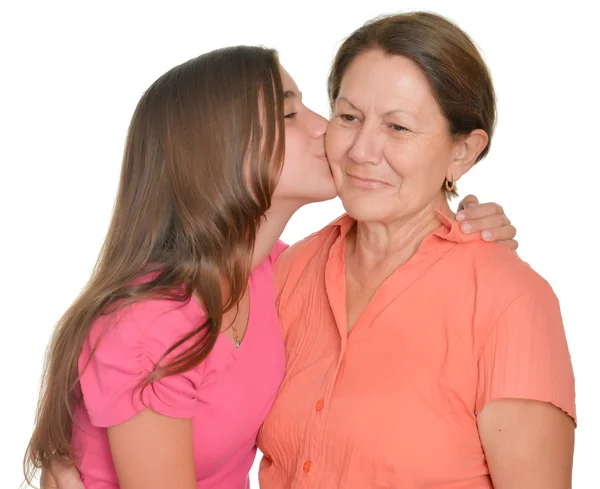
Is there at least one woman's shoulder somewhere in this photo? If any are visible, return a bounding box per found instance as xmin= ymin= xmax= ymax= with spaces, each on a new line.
xmin=453 ymin=241 xmax=560 ymax=331
xmin=434 ymin=213 xmax=545 ymax=293
xmin=460 ymin=241 xmax=549 ymax=295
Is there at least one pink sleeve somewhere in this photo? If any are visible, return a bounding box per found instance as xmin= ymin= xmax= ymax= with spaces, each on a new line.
xmin=475 ymin=281 xmax=576 ymax=422
xmin=268 ymin=240 xmax=289 ymax=268
xmin=79 ymin=303 xmax=204 ymax=427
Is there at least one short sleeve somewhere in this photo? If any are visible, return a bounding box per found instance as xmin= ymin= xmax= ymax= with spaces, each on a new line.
xmin=475 ymin=280 xmax=576 ymax=422
xmin=79 ymin=302 xmax=204 ymax=427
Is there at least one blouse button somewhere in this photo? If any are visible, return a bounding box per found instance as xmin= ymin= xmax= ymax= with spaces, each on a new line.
xmin=315 ymin=399 xmax=324 ymax=411
xmin=303 ymin=461 xmax=312 ymax=473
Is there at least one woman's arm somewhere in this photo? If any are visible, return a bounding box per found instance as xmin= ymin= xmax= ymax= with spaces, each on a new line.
xmin=478 ymin=398 xmax=574 ymax=489
xmin=107 ymin=409 xmax=197 ymax=489
xmin=475 ymin=271 xmax=576 ymax=489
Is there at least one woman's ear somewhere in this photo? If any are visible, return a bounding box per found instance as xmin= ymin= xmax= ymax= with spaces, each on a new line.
xmin=448 ymin=129 xmax=489 ymax=181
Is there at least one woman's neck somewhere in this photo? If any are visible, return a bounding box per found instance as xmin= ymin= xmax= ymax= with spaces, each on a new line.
xmin=347 ymin=200 xmax=453 ymax=272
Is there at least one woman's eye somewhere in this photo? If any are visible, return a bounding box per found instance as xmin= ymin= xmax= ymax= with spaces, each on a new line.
xmin=341 ymin=114 xmax=357 ymax=122
xmin=284 ymin=112 xmax=297 ymax=119
xmin=390 ymin=124 xmax=408 ymax=132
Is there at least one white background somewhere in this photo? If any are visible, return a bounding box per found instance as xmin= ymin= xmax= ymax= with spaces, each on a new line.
xmin=2 ymin=1 xmax=598 ymax=487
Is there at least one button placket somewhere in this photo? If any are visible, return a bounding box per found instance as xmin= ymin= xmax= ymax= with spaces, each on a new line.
xmin=305 ymin=355 xmax=345 ymax=478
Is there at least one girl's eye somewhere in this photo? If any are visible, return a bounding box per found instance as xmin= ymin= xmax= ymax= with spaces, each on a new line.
xmin=285 ymin=112 xmax=297 ymax=119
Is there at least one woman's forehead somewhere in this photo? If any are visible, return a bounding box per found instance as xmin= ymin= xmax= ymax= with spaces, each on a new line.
xmin=338 ymin=52 xmax=438 ymax=117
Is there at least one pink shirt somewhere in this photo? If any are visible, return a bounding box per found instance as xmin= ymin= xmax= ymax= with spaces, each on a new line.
xmin=72 ymin=243 xmax=288 ymax=488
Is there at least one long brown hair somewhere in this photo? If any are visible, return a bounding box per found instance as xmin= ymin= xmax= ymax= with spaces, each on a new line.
xmin=327 ymin=11 xmax=496 ymax=197
xmin=24 ymin=45 xmax=285 ymax=482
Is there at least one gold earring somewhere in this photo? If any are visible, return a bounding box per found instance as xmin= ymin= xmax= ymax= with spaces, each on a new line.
xmin=444 ymin=179 xmax=455 ymax=192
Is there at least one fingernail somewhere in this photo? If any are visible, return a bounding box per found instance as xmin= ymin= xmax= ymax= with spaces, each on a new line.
xmin=461 ymin=222 xmax=472 ymax=233
xmin=482 ymin=231 xmax=492 ymax=240
xmin=467 ymin=203 xmax=478 ymax=209
xmin=456 ymin=211 xmax=465 ymax=221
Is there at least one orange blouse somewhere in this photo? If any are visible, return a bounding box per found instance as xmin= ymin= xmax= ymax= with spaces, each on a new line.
xmin=257 ymin=213 xmax=575 ymax=489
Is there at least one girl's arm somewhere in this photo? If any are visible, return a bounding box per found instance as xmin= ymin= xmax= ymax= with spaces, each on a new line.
xmin=457 ymin=194 xmax=518 ymax=249
xmin=108 ymin=409 xmax=197 ymax=489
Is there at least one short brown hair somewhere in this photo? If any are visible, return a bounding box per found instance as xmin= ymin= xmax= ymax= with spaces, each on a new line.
xmin=328 ymin=12 xmax=496 ymax=197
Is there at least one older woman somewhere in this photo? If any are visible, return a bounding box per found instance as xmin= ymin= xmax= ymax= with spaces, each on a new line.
xmin=257 ymin=12 xmax=575 ymax=489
